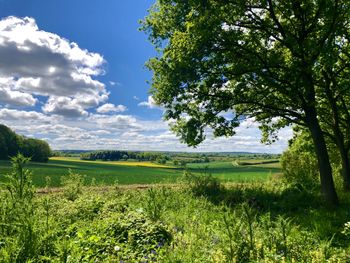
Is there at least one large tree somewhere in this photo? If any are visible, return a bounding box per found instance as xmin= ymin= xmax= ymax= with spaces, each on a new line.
xmin=142 ymin=0 xmax=350 ymax=206
xmin=316 ymin=51 xmax=350 ymax=190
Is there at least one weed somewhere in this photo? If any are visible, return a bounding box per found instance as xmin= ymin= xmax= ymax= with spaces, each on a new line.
xmin=182 ymin=169 xmax=222 ymax=199
xmin=60 ymin=169 xmax=85 ymax=201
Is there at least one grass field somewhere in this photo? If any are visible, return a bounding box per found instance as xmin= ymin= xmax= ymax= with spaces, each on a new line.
xmin=4 ymin=156 xmax=350 ymax=262
xmin=0 ymin=157 xmax=281 ymax=187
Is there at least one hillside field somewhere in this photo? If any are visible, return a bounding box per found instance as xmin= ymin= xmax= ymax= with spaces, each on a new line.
xmin=0 ymin=157 xmax=281 ymax=187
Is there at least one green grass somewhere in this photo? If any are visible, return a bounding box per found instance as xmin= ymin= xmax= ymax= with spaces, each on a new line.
xmin=1 ymin=157 xmax=349 ymax=262
xmin=0 ymin=158 xmax=281 ymax=187
xmin=187 ymin=161 xmax=280 ymax=182
xmin=1 ymin=181 xmax=350 ymax=262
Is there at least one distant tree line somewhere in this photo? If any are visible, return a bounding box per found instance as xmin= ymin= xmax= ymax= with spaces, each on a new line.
xmin=80 ymin=150 xmax=170 ymax=164
xmin=0 ymin=124 xmax=51 ymax=162
xmin=172 ymin=157 xmax=210 ymax=166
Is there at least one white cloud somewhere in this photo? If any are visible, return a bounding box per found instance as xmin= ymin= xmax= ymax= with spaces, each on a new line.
xmin=42 ymin=96 xmax=88 ymax=117
xmin=0 ymin=77 xmax=37 ymax=106
xmin=0 ymin=16 xmax=107 ymax=116
xmin=0 ymin=16 xmax=292 ymax=153
xmin=88 ymin=113 xmax=139 ymax=130
xmin=0 ymin=108 xmax=292 ymax=153
xmin=0 ymin=108 xmax=58 ymax=123
xmin=138 ymin=95 xmax=160 ymax=109
xmin=0 ymin=88 xmax=36 ymax=106
xmin=96 ymin=103 xmax=127 ymax=113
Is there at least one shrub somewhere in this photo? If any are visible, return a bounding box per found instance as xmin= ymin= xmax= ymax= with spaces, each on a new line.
xmin=182 ymin=169 xmax=222 ymax=198
xmin=281 ymin=131 xmax=319 ymax=189
xmin=143 ymin=188 xmax=171 ymax=221
xmin=61 ymin=170 xmax=85 ymax=201
xmin=72 ymin=211 xmax=172 ymax=262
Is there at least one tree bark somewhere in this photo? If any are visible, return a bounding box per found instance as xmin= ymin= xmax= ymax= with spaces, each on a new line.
xmin=306 ymin=107 xmax=339 ymax=206
xmin=331 ymin=126 xmax=350 ymax=191
xmin=323 ymin=73 xmax=350 ymax=191
xmin=339 ymin=144 xmax=350 ymax=191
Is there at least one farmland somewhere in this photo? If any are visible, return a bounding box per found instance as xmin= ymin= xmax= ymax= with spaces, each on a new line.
xmin=0 ymin=155 xmax=349 ymax=262
xmin=0 ymin=157 xmax=280 ymax=187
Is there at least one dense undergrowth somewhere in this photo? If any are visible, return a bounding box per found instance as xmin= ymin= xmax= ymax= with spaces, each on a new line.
xmin=1 ymin=155 xmax=350 ymax=262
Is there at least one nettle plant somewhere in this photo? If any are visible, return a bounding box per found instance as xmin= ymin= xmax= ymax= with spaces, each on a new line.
xmin=0 ymin=154 xmax=38 ymax=262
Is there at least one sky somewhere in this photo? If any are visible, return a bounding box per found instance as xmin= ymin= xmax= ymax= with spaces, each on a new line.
xmin=0 ymin=0 xmax=292 ymax=153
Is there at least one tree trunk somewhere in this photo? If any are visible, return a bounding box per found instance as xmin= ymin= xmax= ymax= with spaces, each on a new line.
xmin=323 ymin=73 xmax=350 ymax=191
xmin=306 ymin=108 xmax=339 ymax=206
xmin=339 ymin=144 xmax=350 ymax=191
xmin=331 ymin=123 xmax=350 ymax=191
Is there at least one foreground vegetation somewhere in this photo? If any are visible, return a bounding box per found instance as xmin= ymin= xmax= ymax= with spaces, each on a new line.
xmin=0 ymin=157 xmax=279 ymax=187
xmin=0 ymin=155 xmax=349 ymax=262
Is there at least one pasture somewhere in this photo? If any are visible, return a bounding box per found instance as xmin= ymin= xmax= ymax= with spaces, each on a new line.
xmin=0 ymin=157 xmax=280 ymax=187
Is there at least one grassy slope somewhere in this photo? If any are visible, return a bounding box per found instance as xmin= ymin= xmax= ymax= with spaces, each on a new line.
xmin=0 ymin=157 xmax=281 ymax=187
xmin=2 ymin=183 xmax=349 ymax=262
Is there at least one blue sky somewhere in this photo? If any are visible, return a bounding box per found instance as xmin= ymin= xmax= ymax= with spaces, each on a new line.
xmin=0 ymin=0 xmax=292 ymax=152
xmin=0 ymin=0 xmax=159 ymax=119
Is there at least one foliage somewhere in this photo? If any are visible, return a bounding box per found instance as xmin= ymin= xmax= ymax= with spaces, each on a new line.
xmin=60 ymin=169 xmax=85 ymax=201
xmin=19 ymin=138 xmax=51 ymax=162
xmin=0 ymin=154 xmax=38 ymax=262
xmin=64 ymin=210 xmax=172 ymax=262
xmin=281 ymin=131 xmax=319 ymax=189
xmin=182 ymin=169 xmax=222 ymax=198
xmin=144 ymin=188 xmax=168 ymax=221
xmin=141 ymin=0 xmax=350 ymax=205
xmin=80 ymin=150 xmax=169 ymax=162
xmin=342 ymin=222 xmax=350 ymax=237
xmin=0 ymin=124 xmax=21 ymax=159
xmin=0 ymin=158 xmax=350 ymax=261
xmin=0 ymin=124 xmax=51 ymax=162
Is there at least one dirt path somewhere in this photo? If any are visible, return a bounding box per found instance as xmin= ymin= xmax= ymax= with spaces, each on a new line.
xmin=36 ymin=183 xmax=181 ymax=194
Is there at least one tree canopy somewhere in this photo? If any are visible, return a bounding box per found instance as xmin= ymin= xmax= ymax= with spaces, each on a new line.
xmin=142 ymin=0 xmax=350 ymax=205
xmin=0 ymin=124 xmax=51 ymax=162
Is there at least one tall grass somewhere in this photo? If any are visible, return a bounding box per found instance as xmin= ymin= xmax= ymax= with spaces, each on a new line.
xmin=0 ymin=157 xmax=349 ymax=262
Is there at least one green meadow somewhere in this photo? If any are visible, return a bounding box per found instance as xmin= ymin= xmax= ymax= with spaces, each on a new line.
xmin=0 ymin=157 xmax=280 ymax=187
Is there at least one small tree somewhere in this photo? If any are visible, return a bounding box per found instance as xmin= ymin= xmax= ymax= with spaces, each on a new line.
xmin=281 ymin=131 xmax=319 ymax=189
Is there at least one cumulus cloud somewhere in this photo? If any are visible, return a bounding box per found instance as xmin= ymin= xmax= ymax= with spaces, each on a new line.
xmin=0 ymin=16 xmax=292 ymax=153
xmin=42 ymin=96 xmax=88 ymax=117
xmin=96 ymin=103 xmax=127 ymax=113
xmin=0 ymin=16 xmax=107 ymax=115
xmin=0 ymin=108 xmax=292 ymax=153
xmin=88 ymin=114 xmax=139 ymax=130
xmin=138 ymin=95 xmax=160 ymax=109
xmin=0 ymin=77 xmax=37 ymax=106
xmin=0 ymin=108 xmax=58 ymax=124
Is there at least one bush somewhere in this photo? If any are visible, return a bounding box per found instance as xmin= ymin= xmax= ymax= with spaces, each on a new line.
xmin=281 ymin=132 xmax=319 ymax=189
xmin=182 ymin=169 xmax=222 ymax=198
xmin=61 ymin=207 xmax=172 ymax=262
xmin=143 ymin=188 xmax=171 ymax=221
xmin=61 ymin=170 xmax=85 ymax=201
